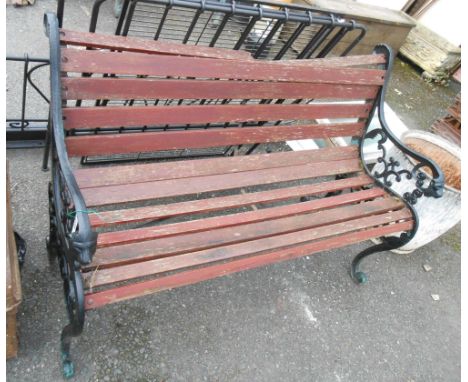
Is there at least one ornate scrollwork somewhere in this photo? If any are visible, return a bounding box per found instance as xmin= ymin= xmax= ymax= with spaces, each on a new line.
xmin=360 ymin=44 xmax=445 ymax=208
xmin=363 ymin=128 xmax=443 ymax=205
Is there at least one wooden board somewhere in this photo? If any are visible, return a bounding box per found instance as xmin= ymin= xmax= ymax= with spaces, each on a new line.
xmin=81 ymin=159 xmax=362 ymax=207
xmin=60 ymin=48 xmax=386 ymax=85
xmin=85 ymin=205 xmax=410 ymax=275
xmin=84 ymin=221 xmax=413 ymax=310
xmin=60 ymin=29 xmax=252 ymax=60
xmin=65 ymin=123 xmax=365 ymax=156
xmin=96 ymin=188 xmax=387 ymax=247
xmin=6 ymin=161 xmax=21 ymax=359
xmin=62 ymin=103 xmax=371 ymax=130
xmin=75 ymin=146 xmax=359 ymax=188
xmin=88 ymin=174 xmax=374 ymax=228
xmin=62 ymin=77 xmax=380 ymax=101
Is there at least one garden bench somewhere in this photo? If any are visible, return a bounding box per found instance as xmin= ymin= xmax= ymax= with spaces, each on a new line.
xmin=43 ymin=13 xmax=444 ymax=378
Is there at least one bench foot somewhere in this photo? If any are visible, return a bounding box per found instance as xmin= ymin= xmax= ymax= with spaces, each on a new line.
xmin=350 ymin=237 xmax=405 ymax=284
xmin=59 ymin=266 xmax=85 ymax=379
xmin=61 ymin=347 xmax=75 ymax=379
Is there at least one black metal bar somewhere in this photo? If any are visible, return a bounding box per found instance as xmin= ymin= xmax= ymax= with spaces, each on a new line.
xmin=340 ymin=25 xmax=366 ymax=56
xmin=42 ymin=113 xmax=52 ymax=171
xmin=209 ymin=12 xmax=230 ymax=47
xmin=233 ymin=13 xmax=260 ymax=50
xmin=89 ymin=0 xmax=111 ymax=32
xmin=296 ymin=24 xmax=329 ymax=59
xmin=122 ymin=0 xmax=138 ymax=36
xmin=57 ymin=0 xmax=65 ymax=28
xmin=19 ymin=55 xmax=29 ymax=132
xmin=115 ymin=0 xmax=131 ymax=35
xmin=316 ymin=26 xmax=348 ymax=58
xmin=134 ymin=0 xmax=362 ymax=28
xmin=252 ymin=16 xmax=285 ymax=58
xmin=273 ymin=21 xmax=307 ymax=60
xmin=153 ymin=2 xmax=171 ymax=40
xmin=183 ymin=8 xmax=203 ymax=43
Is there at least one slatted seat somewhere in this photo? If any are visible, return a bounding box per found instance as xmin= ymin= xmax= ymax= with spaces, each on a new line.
xmin=76 ymin=151 xmax=412 ymax=309
xmin=47 ymin=13 xmax=446 ymax=376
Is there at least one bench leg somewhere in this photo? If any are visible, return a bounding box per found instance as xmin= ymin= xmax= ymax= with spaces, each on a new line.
xmin=59 ymin=260 xmax=85 ymax=379
xmin=350 ymin=237 xmax=406 ymax=284
xmin=46 ymin=182 xmax=60 ymax=264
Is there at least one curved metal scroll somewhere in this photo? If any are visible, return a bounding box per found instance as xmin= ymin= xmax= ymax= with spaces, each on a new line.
xmin=44 ymin=12 xmax=97 ymax=266
xmin=360 ymin=44 xmax=445 ymax=207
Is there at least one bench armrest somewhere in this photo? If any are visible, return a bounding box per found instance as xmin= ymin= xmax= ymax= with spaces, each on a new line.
xmin=45 ymin=13 xmax=97 ymax=265
xmin=361 ymin=45 xmax=445 ymax=206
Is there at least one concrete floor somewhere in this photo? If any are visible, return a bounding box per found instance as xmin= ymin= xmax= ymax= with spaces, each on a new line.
xmin=6 ymin=1 xmax=461 ymax=381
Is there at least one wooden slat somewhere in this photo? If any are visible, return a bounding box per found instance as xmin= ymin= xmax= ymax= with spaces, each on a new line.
xmin=60 ymin=29 xmax=253 ymax=60
xmin=96 ymin=188 xmax=388 ymax=248
xmin=84 ymin=221 xmax=413 ymax=310
xmin=60 ymin=48 xmax=386 ymax=85
xmin=62 ymin=104 xmax=371 ymax=130
xmin=88 ymin=175 xmax=374 ymax=228
xmin=75 ymin=146 xmax=359 ymax=188
xmin=82 ymin=159 xmax=362 ymax=207
xmin=66 ymin=122 xmax=365 ymax=156
xmin=84 ymin=208 xmax=411 ymax=285
xmin=276 ymin=54 xmax=386 ymax=67
xmin=61 ymin=77 xmax=380 ymax=101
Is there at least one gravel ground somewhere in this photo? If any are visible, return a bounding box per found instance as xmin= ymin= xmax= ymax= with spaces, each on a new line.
xmin=6 ymin=1 xmax=461 ymax=381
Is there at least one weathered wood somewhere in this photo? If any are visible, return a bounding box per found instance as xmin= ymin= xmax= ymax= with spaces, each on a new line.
xmin=85 ymin=205 xmax=410 ymax=275
xmin=60 ymin=48 xmax=386 ymax=85
xmin=66 ymin=123 xmax=365 ymax=156
xmin=82 ymin=159 xmax=362 ymax=207
xmin=84 ymin=220 xmax=413 ymax=310
xmin=275 ymin=54 xmax=387 ymax=67
xmin=6 ymin=161 xmax=21 ymax=359
xmin=62 ymin=77 xmax=380 ymax=101
xmin=75 ymin=146 xmax=359 ymax=188
xmin=60 ymin=29 xmax=252 ymax=60
xmin=88 ymin=174 xmax=374 ymax=228
xmin=62 ymin=103 xmax=372 ymax=130
xmin=96 ymin=188 xmax=388 ymax=247
xmin=399 ymin=22 xmax=461 ymax=81
xmin=85 ymin=210 xmax=411 ymax=287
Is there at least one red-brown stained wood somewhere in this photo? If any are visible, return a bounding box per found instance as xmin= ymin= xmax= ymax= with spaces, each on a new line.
xmin=66 ymin=123 xmax=365 ymax=156
xmin=276 ymin=54 xmax=386 ymax=67
xmin=96 ymin=188 xmax=388 ymax=247
xmin=83 ymin=219 xmax=413 ymax=307
xmin=62 ymin=104 xmax=372 ymax=130
xmin=60 ymin=48 xmax=386 ymax=85
xmin=88 ymin=175 xmax=374 ymax=228
xmin=75 ymin=146 xmax=359 ymax=188
xmin=62 ymin=77 xmax=380 ymax=101
xmin=60 ymin=29 xmax=252 ymax=60
xmin=83 ymin=199 xmax=410 ymax=277
xmin=82 ymin=159 xmax=363 ymax=207
xmin=86 ymin=203 xmax=409 ymax=272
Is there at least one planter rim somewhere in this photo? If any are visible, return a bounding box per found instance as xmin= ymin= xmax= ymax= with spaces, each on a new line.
xmin=401 ymin=129 xmax=461 ymax=194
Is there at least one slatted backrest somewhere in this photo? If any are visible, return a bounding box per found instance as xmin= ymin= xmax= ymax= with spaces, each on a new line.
xmin=58 ymin=30 xmax=387 ymax=157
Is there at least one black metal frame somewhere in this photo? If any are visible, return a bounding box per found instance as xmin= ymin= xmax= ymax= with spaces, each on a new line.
xmin=6 ymin=56 xmax=50 ymax=149
xmin=114 ymin=0 xmax=366 ymax=60
xmin=352 ymin=44 xmax=445 ymax=283
xmin=44 ymin=13 xmax=97 ymax=379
